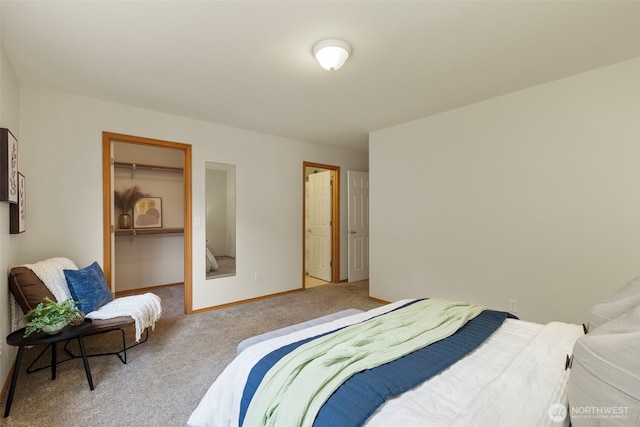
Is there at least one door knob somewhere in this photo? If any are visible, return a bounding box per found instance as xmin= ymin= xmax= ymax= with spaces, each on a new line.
xmin=348 ymin=230 xmax=356 ymax=234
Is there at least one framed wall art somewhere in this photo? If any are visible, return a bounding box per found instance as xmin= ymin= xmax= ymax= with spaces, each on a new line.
xmin=134 ymin=197 xmax=162 ymax=228
xmin=10 ymin=173 xmax=25 ymax=234
xmin=0 ymin=128 xmax=18 ymax=204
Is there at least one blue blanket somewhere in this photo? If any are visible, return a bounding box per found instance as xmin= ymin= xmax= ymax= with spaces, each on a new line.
xmin=240 ymin=303 xmax=511 ymax=427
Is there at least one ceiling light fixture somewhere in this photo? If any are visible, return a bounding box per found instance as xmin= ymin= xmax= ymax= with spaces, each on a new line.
xmin=312 ymin=39 xmax=352 ymax=71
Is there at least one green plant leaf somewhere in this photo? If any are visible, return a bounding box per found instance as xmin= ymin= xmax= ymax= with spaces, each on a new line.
xmin=22 ymin=297 xmax=81 ymax=337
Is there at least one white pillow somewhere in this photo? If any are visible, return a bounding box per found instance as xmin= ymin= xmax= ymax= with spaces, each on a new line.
xmin=590 ymin=302 xmax=640 ymax=335
xmin=206 ymin=247 xmax=219 ymax=272
xmin=605 ymin=275 xmax=640 ymax=301
xmin=588 ymin=275 xmax=640 ymax=331
xmin=568 ymin=304 xmax=640 ymax=426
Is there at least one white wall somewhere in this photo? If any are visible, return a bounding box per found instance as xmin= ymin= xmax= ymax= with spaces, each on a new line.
xmin=0 ymin=35 xmax=21 ymax=394
xmin=226 ymin=167 xmax=236 ymax=258
xmin=370 ymin=58 xmax=640 ymax=324
xmin=17 ymin=84 xmax=368 ymax=311
xmin=206 ymin=168 xmax=231 ymax=257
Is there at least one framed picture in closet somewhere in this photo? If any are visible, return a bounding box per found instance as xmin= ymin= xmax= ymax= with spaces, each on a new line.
xmin=0 ymin=128 xmax=19 ymax=204
xmin=134 ymin=197 xmax=162 ymax=228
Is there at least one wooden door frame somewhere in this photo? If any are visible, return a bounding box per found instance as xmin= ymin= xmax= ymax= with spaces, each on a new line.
xmin=302 ymin=161 xmax=340 ymax=286
xmin=102 ymin=132 xmax=193 ymax=314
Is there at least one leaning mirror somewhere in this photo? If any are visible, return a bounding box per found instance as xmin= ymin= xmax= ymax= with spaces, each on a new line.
xmin=205 ymin=162 xmax=236 ymax=279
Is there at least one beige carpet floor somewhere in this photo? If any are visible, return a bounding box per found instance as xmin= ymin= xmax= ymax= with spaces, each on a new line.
xmin=0 ymin=281 xmax=381 ymax=426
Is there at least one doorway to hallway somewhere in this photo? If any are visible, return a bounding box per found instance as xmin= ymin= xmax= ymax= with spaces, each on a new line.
xmin=303 ymin=162 xmax=340 ymax=287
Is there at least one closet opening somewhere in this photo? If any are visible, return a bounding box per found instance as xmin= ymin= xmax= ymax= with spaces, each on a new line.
xmin=102 ymin=132 xmax=193 ymax=314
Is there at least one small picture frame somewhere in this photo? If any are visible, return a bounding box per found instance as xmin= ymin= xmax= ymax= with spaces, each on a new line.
xmin=134 ymin=197 xmax=162 ymax=228
xmin=0 ymin=128 xmax=19 ymax=204
xmin=10 ymin=172 xmax=25 ymax=234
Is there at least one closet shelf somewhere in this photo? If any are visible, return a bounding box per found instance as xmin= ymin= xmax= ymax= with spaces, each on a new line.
xmin=115 ymin=227 xmax=184 ymax=236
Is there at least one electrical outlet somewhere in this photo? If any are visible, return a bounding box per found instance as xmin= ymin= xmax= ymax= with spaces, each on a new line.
xmin=509 ymin=299 xmax=518 ymax=313
xmin=254 ymin=272 xmax=260 ymax=281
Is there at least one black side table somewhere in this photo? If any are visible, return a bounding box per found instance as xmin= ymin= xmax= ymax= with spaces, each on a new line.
xmin=4 ymin=319 xmax=94 ymax=417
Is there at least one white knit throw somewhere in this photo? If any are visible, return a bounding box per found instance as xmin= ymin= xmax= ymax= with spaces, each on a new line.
xmin=86 ymin=293 xmax=162 ymax=342
xmin=23 ymin=257 xmax=78 ymax=302
xmin=9 ymin=296 xmax=25 ymax=333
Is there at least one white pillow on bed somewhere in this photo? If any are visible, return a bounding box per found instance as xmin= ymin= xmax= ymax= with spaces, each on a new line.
xmin=568 ymin=304 xmax=640 ymax=426
xmin=590 ymin=302 xmax=640 ymax=335
xmin=588 ymin=275 xmax=640 ymax=331
xmin=206 ymin=248 xmax=219 ymax=272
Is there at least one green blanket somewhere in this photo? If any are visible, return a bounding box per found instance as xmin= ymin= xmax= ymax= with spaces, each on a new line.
xmin=243 ymin=298 xmax=485 ymax=427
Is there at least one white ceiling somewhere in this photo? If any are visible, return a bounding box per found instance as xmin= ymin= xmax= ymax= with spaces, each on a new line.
xmin=2 ymin=1 xmax=639 ymax=152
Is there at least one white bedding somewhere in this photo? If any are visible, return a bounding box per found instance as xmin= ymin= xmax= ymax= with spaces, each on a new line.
xmin=188 ymin=299 xmax=582 ymax=427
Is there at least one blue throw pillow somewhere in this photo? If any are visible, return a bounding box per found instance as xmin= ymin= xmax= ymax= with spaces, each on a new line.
xmin=64 ymin=261 xmax=113 ymax=314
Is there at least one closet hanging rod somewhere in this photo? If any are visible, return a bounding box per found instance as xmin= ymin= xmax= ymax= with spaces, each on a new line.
xmin=113 ymin=162 xmax=183 ymax=173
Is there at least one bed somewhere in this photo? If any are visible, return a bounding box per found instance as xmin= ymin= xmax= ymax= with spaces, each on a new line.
xmin=188 ymin=281 xmax=640 ymax=427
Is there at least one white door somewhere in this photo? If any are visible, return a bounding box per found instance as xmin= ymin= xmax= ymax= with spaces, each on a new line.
xmin=308 ymin=171 xmax=332 ymax=282
xmin=348 ymin=171 xmax=369 ymax=282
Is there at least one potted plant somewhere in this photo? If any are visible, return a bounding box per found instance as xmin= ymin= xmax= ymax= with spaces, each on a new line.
xmin=22 ymin=297 xmax=83 ymax=337
xmin=114 ymin=185 xmax=147 ymax=229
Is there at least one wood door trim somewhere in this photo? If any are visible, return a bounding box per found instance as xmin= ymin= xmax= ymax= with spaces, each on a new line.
xmin=302 ymin=161 xmax=340 ymax=286
xmin=102 ymin=132 xmax=193 ymax=314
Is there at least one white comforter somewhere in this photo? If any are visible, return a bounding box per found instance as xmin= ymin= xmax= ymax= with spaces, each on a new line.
xmin=188 ymin=300 xmax=582 ymax=427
